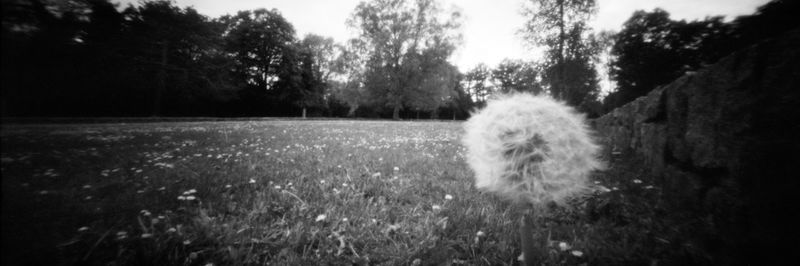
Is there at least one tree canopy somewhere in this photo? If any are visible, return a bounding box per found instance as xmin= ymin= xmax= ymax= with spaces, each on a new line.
xmin=1 ymin=0 xmax=794 ymax=119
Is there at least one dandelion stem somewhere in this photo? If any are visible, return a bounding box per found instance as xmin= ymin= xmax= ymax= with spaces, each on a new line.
xmin=520 ymin=208 xmax=539 ymax=266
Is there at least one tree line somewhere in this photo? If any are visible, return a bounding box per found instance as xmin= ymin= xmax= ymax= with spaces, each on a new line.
xmin=1 ymin=0 xmax=796 ymax=119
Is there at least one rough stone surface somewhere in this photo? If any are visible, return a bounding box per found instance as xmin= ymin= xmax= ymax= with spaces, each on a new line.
xmin=593 ymin=29 xmax=800 ymax=263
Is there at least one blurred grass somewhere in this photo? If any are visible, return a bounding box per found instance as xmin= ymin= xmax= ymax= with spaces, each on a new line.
xmin=1 ymin=120 xmax=710 ymax=265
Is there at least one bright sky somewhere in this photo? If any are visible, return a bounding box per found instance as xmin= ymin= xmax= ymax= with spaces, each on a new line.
xmin=114 ymin=0 xmax=770 ymax=72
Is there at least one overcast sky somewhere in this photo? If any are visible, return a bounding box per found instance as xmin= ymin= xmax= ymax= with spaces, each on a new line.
xmin=114 ymin=0 xmax=770 ymax=71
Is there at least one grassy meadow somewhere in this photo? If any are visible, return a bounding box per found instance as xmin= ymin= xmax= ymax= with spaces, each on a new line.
xmin=1 ymin=120 xmax=708 ymax=265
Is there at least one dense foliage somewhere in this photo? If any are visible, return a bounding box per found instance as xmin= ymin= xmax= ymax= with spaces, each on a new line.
xmin=1 ymin=0 xmax=794 ymax=118
xmin=603 ymin=0 xmax=800 ymax=111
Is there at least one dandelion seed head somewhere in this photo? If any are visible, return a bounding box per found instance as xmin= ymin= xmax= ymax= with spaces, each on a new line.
xmin=463 ymin=93 xmax=603 ymax=206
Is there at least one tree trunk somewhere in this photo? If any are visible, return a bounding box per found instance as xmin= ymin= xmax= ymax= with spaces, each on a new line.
xmin=520 ymin=210 xmax=540 ymax=266
xmin=556 ymin=0 xmax=566 ymax=101
xmin=302 ymin=107 xmax=307 ymax=118
xmin=392 ymin=105 xmax=401 ymax=120
xmin=153 ymin=41 xmax=168 ymax=117
xmin=452 ymin=111 xmax=456 ymax=121
xmin=347 ymin=104 xmax=358 ymax=117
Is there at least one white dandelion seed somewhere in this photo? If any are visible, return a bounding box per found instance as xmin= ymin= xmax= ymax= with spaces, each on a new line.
xmin=315 ymin=214 xmax=327 ymax=222
xmin=444 ymin=194 xmax=454 ymax=200
xmin=558 ymin=242 xmax=571 ymax=251
xmin=463 ymin=93 xmax=603 ymax=205
xmin=571 ymin=250 xmax=584 ymax=257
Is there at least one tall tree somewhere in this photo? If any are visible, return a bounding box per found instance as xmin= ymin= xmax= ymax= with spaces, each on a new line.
xmin=221 ymin=8 xmax=296 ymax=114
xmin=123 ymin=0 xmax=233 ymax=116
xmin=491 ymin=59 xmax=542 ymax=94
xmin=330 ymin=38 xmax=369 ymax=117
xmin=297 ymin=34 xmax=337 ymax=117
xmin=462 ymin=63 xmax=493 ymax=106
xmin=605 ymin=9 xmax=730 ymax=110
xmin=521 ymin=0 xmax=599 ymax=108
xmin=348 ymin=0 xmax=462 ymax=119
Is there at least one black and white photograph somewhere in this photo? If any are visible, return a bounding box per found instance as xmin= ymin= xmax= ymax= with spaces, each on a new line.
xmin=2 ymin=0 xmax=798 ymax=265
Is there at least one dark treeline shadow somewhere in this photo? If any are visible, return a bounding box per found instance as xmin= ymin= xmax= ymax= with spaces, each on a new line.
xmin=1 ymin=0 xmax=796 ymax=119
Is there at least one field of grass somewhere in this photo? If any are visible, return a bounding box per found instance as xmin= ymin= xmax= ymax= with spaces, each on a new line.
xmin=1 ymin=120 xmax=710 ymax=265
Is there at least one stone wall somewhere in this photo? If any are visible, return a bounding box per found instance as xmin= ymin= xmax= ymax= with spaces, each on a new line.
xmin=592 ymin=29 xmax=800 ymax=263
